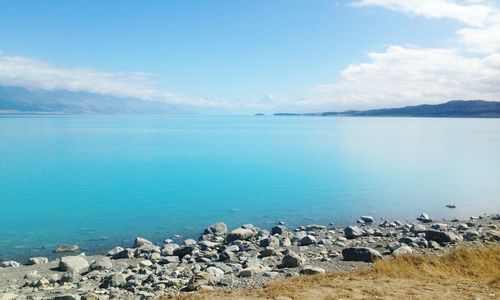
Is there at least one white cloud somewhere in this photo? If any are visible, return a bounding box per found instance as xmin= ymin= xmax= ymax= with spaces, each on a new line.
xmin=352 ymin=0 xmax=496 ymax=27
xmin=312 ymin=46 xmax=500 ymax=107
xmin=304 ymin=0 xmax=500 ymax=110
xmin=0 ymin=54 xmax=229 ymax=107
xmin=457 ymin=24 xmax=500 ymax=53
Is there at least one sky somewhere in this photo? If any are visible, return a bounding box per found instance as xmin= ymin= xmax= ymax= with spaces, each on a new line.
xmin=1 ymin=0 xmax=500 ymax=113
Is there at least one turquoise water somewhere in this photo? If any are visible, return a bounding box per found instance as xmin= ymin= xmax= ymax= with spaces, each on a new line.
xmin=1 ymin=115 xmax=499 ymax=260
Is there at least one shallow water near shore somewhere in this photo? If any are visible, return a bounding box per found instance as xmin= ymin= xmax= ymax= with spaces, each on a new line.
xmin=1 ymin=115 xmax=499 ymax=261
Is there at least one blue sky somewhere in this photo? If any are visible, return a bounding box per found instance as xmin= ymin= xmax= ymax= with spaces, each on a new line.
xmin=1 ymin=0 xmax=500 ymax=112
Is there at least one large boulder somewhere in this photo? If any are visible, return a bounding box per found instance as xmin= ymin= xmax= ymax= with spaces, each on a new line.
xmin=342 ymin=247 xmax=382 ymax=262
xmin=0 ymin=261 xmax=20 ymax=268
xmin=279 ymin=251 xmax=303 ymax=268
xmin=204 ymin=222 xmax=228 ymax=235
xmin=89 ymin=257 xmax=113 ymax=271
xmin=59 ymin=256 xmax=89 ymax=273
xmin=133 ymin=237 xmax=152 ymax=248
xmin=27 ymin=257 xmax=49 ymax=265
xmin=424 ymin=230 xmax=462 ymax=244
xmin=226 ymin=228 xmax=255 ymax=243
xmin=343 ymin=226 xmax=364 ymax=239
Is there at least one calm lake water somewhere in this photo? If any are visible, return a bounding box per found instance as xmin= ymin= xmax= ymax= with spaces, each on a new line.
xmin=1 ymin=115 xmax=499 ymax=260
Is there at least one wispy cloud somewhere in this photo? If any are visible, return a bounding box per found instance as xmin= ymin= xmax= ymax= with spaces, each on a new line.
xmin=352 ymin=0 xmax=496 ymax=27
xmin=0 ymin=54 xmax=229 ymax=107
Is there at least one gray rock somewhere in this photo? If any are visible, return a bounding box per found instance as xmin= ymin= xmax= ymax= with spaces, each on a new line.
xmin=392 ymin=245 xmax=413 ymax=256
xmin=431 ymin=223 xmax=449 ymax=230
xmin=89 ymin=257 xmax=112 ymax=271
xmin=161 ymin=243 xmax=180 ymax=256
xmin=238 ymin=266 xmax=265 ymax=277
xmin=463 ymin=230 xmax=480 ymax=241
xmin=260 ymin=236 xmax=280 ymax=248
xmin=226 ymin=244 xmax=239 ymax=252
xmin=300 ymin=266 xmax=325 ymax=275
xmin=173 ymin=245 xmax=194 ymax=258
xmin=160 ymin=256 xmax=180 ymax=264
xmin=133 ymin=237 xmax=152 ymax=248
xmin=398 ymin=236 xmax=419 ymax=245
xmin=427 ymin=240 xmax=441 ymax=249
xmin=206 ymin=266 xmax=224 ymax=278
xmin=280 ymin=237 xmax=292 ymax=247
xmin=184 ymin=239 xmax=197 ymax=246
xmin=306 ymin=224 xmax=326 ymax=231
xmin=111 ymin=248 xmax=134 ymax=259
xmin=59 ymin=256 xmax=89 ymax=273
xmin=0 ymin=261 xmax=20 ymax=268
xmin=271 ymin=225 xmax=288 ymax=235
xmin=55 ymin=244 xmax=79 ymax=253
xmin=484 ymin=230 xmax=500 ymax=242
xmin=343 ymin=226 xmax=364 ymax=239
xmin=259 ymin=247 xmax=280 ymax=257
xmin=417 ymin=213 xmax=432 ymax=223
xmin=100 ymin=273 xmax=127 ymax=288
xmin=219 ymin=250 xmax=236 ymax=262
xmin=226 ymin=228 xmax=255 ymax=243
xmin=300 ymin=235 xmax=317 ymax=245
xmin=198 ymin=240 xmax=219 ymax=250
xmin=204 ymin=222 xmax=228 ymax=235
xmin=0 ymin=293 xmax=17 ymax=300
xmin=241 ymin=224 xmax=254 ymax=229
xmin=264 ymin=271 xmax=279 ymax=277
xmin=59 ymin=270 xmax=80 ymax=283
xmin=52 ymin=295 xmax=81 ymax=300
xmin=424 ymin=230 xmax=462 ymax=244
xmin=360 ymin=216 xmax=374 ymax=223
xmin=342 ymin=247 xmax=382 ymax=262
xmin=107 ymin=246 xmax=124 ymax=256
xmin=457 ymin=223 xmax=469 ymax=231
xmin=27 ymin=257 xmax=49 ymax=265
xmin=136 ymin=243 xmax=161 ymax=256
xmin=280 ymin=251 xmax=303 ymax=268
xmin=244 ymin=255 xmax=262 ymax=268
xmin=410 ymin=224 xmax=426 ymax=233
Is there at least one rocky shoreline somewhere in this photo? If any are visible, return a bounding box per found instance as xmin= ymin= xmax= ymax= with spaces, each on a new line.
xmin=1 ymin=212 xmax=499 ymax=300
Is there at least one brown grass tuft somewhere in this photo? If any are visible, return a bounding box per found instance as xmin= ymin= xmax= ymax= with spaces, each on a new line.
xmin=365 ymin=244 xmax=500 ymax=280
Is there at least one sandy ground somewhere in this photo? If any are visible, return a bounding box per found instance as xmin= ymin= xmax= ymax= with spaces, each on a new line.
xmin=168 ymin=276 xmax=498 ymax=300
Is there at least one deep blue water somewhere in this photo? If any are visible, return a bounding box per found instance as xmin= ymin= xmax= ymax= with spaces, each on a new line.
xmin=1 ymin=115 xmax=499 ymax=261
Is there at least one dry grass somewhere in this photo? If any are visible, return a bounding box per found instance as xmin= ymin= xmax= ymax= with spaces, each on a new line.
xmin=365 ymin=244 xmax=500 ymax=280
xmin=162 ymin=245 xmax=500 ymax=300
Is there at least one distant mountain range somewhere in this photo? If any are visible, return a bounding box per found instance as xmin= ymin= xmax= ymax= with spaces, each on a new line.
xmin=274 ymin=100 xmax=500 ymax=118
xmin=2 ymin=86 xmax=499 ymax=117
xmin=0 ymin=85 xmax=178 ymax=114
